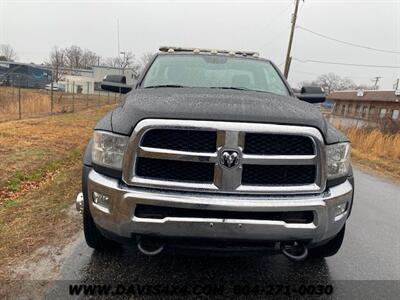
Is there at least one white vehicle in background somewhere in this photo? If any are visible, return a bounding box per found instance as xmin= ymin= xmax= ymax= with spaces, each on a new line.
xmin=45 ymin=82 xmax=65 ymax=91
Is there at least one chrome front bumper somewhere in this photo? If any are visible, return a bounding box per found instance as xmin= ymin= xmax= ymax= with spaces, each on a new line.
xmin=85 ymin=170 xmax=353 ymax=245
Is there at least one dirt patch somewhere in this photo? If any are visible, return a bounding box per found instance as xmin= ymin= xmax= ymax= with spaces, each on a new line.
xmin=0 ymin=217 xmax=83 ymax=299
xmin=7 ymin=206 xmax=82 ymax=281
xmin=0 ymin=164 xmax=84 ymax=278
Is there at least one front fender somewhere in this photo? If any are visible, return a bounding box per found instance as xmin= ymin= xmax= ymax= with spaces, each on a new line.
xmin=83 ymin=139 xmax=93 ymax=167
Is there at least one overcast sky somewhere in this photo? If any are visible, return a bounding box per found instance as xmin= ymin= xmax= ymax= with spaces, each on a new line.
xmin=1 ymin=0 xmax=399 ymax=89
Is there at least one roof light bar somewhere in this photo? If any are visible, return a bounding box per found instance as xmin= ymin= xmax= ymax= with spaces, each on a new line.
xmin=159 ymin=46 xmax=260 ymax=57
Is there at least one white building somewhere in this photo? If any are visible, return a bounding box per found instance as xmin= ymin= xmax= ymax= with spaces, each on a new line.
xmin=63 ymin=75 xmax=95 ymax=94
xmin=58 ymin=66 xmax=136 ymax=94
xmin=92 ymin=66 xmax=137 ymax=87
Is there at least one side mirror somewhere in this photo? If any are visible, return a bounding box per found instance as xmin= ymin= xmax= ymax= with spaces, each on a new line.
xmin=296 ymin=86 xmax=326 ymax=103
xmin=101 ymin=74 xmax=132 ymax=94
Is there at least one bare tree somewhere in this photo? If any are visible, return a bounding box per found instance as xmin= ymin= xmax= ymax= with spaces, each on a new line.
xmin=60 ymin=45 xmax=100 ymax=70
xmin=121 ymin=51 xmax=142 ymax=78
xmin=298 ymin=73 xmax=368 ymax=94
xmin=138 ymin=52 xmax=155 ymax=71
xmin=103 ymin=57 xmax=121 ymax=68
xmin=104 ymin=51 xmax=136 ymax=68
xmin=44 ymin=45 xmax=101 ymax=81
xmin=103 ymin=51 xmax=141 ymax=78
xmin=45 ymin=46 xmax=65 ymax=82
xmin=119 ymin=51 xmax=135 ymax=69
xmin=0 ymin=44 xmax=18 ymax=61
xmin=81 ymin=50 xmax=99 ymax=69
xmin=315 ymin=73 xmax=349 ymax=94
xmin=64 ymin=45 xmax=83 ymax=69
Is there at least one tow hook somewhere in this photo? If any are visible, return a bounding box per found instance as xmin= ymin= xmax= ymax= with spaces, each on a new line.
xmin=281 ymin=241 xmax=308 ymax=262
xmin=76 ymin=192 xmax=84 ymax=214
xmin=137 ymin=237 xmax=165 ymax=256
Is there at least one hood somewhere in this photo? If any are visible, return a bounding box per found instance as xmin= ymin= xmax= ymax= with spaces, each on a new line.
xmin=96 ymin=88 xmax=348 ymax=144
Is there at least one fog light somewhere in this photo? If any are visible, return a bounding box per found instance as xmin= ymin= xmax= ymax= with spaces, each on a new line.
xmin=335 ymin=203 xmax=347 ymax=217
xmin=93 ymin=192 xmax=109 ymax=209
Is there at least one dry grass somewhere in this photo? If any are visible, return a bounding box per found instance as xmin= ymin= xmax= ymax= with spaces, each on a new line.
xmin=0 ymin=105 xmax=114 ymax=194
xmin=0 ymin=105 xmax=116 ymax=277
xmin=0 ymin=163 xmax=83 ymax=279
xmin=341 ymin=127 xmax=400 ymax=180
xmin=0 ymin=86 xmax=120 ymax=122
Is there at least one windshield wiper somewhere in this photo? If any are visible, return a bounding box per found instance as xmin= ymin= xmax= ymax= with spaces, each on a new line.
xmin=144 ymin=84 xmax=187 ymax=89
xmin=209 ymin=86 xmax=253 ymax=92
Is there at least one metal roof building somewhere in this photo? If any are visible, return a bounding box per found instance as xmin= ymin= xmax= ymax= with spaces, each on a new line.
xmin=0 ymin=61 xmax=52 ymax=89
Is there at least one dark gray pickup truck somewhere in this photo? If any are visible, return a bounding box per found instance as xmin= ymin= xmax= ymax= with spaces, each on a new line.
xmin=76 ymin=47 xmax=354 ymax=261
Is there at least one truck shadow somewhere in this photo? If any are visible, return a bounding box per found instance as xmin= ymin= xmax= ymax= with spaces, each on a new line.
xmin=61 ymin=241 xmax=332 ymax=285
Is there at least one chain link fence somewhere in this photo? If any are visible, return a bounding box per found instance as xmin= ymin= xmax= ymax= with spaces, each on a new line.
xmin=0 ymin=83 xmax=121 ymax=122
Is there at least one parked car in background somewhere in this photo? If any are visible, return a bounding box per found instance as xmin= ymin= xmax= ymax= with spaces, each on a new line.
xmin=45 ymin=82 xmax=65 ymax=91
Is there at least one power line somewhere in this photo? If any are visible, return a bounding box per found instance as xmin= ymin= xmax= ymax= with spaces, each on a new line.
xmin=297 ymin=25 xmax=400 ymax=54
xmin=292 ymin=70 xmax=374 ymax=81
xmin=292 ymin=58 xmax=400 ymax=69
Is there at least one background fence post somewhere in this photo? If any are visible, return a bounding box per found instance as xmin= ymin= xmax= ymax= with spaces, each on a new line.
xmin=50 ymin=82 xmax=54 ymax=114
xmin=107 ymin=91 xmax=110 ymax=104
xmin=72 ymin=81 xmax=75 ymax=112
xmin=86 ymin=82 xmax=89 ymax=108
xmin=98 ymin=90 xmax=100 ymax=106
xmin=18 ymin=87 xmax=21 ymax=120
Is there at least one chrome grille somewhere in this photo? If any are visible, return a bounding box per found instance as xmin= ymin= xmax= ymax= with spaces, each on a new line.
xmin=122 ymin=120 xmax=326 ymax=195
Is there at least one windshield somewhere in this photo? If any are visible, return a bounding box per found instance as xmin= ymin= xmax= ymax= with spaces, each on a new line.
xmin=141 ymin=54 xmax=290 ymax=96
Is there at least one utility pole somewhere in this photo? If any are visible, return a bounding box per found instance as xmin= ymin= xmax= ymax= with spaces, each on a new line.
xmin=120 ymin=51 xmax=126 ymax=75
xmin=372 ymin=76 xmax=382 ymax=90
xmin=117 ymin=18 xmax=120 ymax=57
xmin=284 ymin=0 xmax=301 ymax=79
xmin=394 ymin=78 xmax=399 ymax=90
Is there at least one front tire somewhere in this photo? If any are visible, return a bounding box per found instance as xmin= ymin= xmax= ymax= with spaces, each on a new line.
xmin=309 ymin=224 xmax=345 ymax=258
xmin=83 ymin=199 xmax=117 ymax=251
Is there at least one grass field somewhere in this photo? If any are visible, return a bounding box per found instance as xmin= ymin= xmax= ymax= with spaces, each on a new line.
xmin=0 ymin=86 xmax=120 ymax=122
xmin=341 ymin=127 xmax=400 ymax=180
xmin=0 ymin=105 xmax=115 ymax=278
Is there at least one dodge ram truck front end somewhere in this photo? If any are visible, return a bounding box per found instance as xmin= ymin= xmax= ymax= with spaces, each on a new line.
xmin=78 ymin=47 xmax=354 ymax=261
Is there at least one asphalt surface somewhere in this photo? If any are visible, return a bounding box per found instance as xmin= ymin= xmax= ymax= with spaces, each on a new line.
xmin=48 ymin=167 xmax=400 ymax=298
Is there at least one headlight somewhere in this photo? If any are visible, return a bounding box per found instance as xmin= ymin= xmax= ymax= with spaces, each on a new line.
xmin=92 ymin=131 xmax=129 ymax=170
xmin=326 ymin=142 xmax=351 ymax=179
